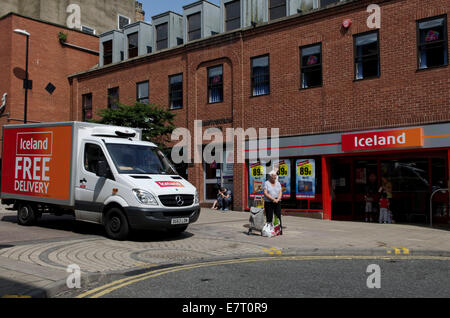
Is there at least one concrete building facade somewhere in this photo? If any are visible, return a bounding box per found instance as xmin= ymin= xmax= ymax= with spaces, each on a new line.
xmin=0 ymin=0 xmax=139 ymax=35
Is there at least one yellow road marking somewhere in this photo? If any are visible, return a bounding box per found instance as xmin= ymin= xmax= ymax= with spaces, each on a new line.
xmin=391 ymin=247 xmax=401 ymax=255
xmin=388 ymin=247 xmax=410 ymax=255
xmin=77 ymin=255 xmax=450 ymax=299
xmin=263 ymin=248 xmax=282 ymax=255
xmin=2 ymin=295 xmax=32 ymax=298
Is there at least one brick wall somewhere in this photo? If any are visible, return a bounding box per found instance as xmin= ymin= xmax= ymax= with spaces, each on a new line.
xmin=0 ymin=14 xmax=98 ymax=140
xmin=70 ymin=0 xmax=450 ymax=210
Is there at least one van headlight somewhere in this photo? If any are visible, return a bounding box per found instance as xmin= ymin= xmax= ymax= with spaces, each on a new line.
xmin=194 ymin=190 xmax=199 ymax=204
xmin=133 ymin=189 xmax=158 ymax=206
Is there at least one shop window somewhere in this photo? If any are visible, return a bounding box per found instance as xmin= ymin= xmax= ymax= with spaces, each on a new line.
xmin=432 ymin=158 xmax=447 ymax=189
xmin=269 ymin=0 xmax=287 ymax=21
xmin=300 ymin=43 xmax=322 ymax=89
xmin=169 ymin=74 xmax=183 ymax=109
xmin=82 ymin=93 xmax=92 ymax=121
xmin=188 ymin=13 xmax=201 ymax=41
xmin=225 ymin=0 xmax=241 ymax=31
xmin=128 ymin=32 xmax=139 ymax=59
xmin=417 ymin=16 xmax=448 ymax=70
xmin=354 ymin=31 xmax=380 ymax=80
xmin=156 ymin=23 xmax=169 ymax=51
xmin=208 ymin=65 xmax=223 ymax=104
xmin=103 ymin=40 xmax=113 ymax=65
xmin=136 ymin=81 xmax=149 ymax=104
xmin=107 ymin=87 xmax=119 ymax=109
xmin=251 ymin=55 xmax=270 ymax=96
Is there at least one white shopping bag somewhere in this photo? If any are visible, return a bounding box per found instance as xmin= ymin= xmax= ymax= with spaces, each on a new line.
xmin=261 ymin=223 xmax=274 ymax=238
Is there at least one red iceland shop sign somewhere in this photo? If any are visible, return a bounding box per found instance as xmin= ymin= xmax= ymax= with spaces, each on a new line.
xmin=341 ymin=128 xmax=424 ymax=152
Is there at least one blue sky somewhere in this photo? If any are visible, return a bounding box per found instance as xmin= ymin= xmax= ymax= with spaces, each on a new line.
xmin=141 ymin=0 xmax=220 ymax=21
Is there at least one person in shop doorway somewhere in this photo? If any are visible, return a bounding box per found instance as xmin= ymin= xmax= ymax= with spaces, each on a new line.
xmin=211 ymin=187 xmax=224 ymax=210
xmin=379 ymin=176 xmax=393 ymax=222
xmin=364 ymin=173 xmax=378 ymax=222
xmin=218 ymin=187 xmax=232 ymax=211
xmin=264 ymin=170 xmax=283 ymax=235
xmin=379 ymin=192 xmax=391 ymax=224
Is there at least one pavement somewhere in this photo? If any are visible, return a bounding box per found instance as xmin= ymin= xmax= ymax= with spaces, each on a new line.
xmin=0 ymin=204 xmax=449 ymax=298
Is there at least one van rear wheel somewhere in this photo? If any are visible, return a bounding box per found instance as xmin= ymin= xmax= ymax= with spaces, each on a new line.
xmin=17 ymin=203 xmax=37 ymax=226
xmin=105 ymin=208 xmax=129 ymax=241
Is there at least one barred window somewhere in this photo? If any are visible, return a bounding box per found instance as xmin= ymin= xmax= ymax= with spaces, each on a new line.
xmin=251 ymin=55 xmax=270 ymax=96
xmin=208 ymin=66 xmax=223 ymax=104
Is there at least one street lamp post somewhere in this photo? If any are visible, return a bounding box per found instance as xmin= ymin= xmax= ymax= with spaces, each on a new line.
xmin=13 ymin=29 xmax=30 ymax=124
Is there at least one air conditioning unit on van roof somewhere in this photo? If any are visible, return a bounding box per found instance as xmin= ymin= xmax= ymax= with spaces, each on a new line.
xmin=90 ymin=127 xmax=139 ymax=139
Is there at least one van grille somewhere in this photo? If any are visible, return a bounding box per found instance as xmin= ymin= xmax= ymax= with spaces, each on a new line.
xmin=159 ymin=195 xmax=194 ymax=207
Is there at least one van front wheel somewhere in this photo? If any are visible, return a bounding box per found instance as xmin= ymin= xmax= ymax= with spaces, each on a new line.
xmin=104 ymin=208 xmax=129 ymax=241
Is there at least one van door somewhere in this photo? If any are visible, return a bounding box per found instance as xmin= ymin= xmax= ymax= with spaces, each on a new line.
xmin=75 ymin=142 xmax=114 ymax=224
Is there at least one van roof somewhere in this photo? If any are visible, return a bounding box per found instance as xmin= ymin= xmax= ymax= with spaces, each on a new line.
xmin=101 ymin=137 xmax=158 ymax=148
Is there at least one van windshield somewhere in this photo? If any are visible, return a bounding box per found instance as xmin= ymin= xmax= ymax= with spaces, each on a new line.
xmin=106 ymin=144 xmax=178 ymax=175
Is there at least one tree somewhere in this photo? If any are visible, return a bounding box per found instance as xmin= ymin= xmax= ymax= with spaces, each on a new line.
xmin=92 ymin=102 xmax=176 ymax=150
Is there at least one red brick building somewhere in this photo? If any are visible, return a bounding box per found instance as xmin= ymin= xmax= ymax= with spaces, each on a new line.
xmin=0 ymin=13 xmax=99 ymax=135
xmin=69 ymin=0 xmax=450 ymax=224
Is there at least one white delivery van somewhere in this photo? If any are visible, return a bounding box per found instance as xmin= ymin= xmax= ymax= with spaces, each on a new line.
xmin=1 ymin=122 xmax=200 ymax=240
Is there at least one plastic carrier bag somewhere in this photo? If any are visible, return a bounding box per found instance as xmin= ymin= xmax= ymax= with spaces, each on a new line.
xmin=261 ymin=223 xmax=274 ymax=238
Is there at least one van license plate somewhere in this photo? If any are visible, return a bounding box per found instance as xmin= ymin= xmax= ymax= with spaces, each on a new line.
xmin=171 ymin=218 xmax=189 ymax=225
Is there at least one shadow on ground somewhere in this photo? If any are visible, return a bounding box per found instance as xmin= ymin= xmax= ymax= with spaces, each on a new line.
xmin=1 ymin=214 xmax=194 ymax=242
xmin=0 ymin=277 xmax=47 ymax=298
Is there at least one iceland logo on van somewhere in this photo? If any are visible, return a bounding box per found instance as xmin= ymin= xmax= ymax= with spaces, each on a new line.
xmin=155 ymin=181 xmax=184 ymax=188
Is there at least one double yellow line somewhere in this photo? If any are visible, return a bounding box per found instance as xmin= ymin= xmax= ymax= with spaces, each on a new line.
xmin=77 ymin=255 xmax=450 ymax=298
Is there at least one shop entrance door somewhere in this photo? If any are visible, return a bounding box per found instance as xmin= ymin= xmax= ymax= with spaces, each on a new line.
xmin=330 ymin=152 xmax=449 ymax=224
xmin=330 ymin=158 xmax=354 ymax=221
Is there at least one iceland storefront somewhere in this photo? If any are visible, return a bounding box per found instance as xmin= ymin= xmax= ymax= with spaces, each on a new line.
xmin=245 ymin=123 xmax=450 ymax=225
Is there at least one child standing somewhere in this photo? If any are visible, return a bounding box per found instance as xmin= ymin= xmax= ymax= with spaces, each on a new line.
xmin=379 ymin=192 xmax=390 ymax=224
